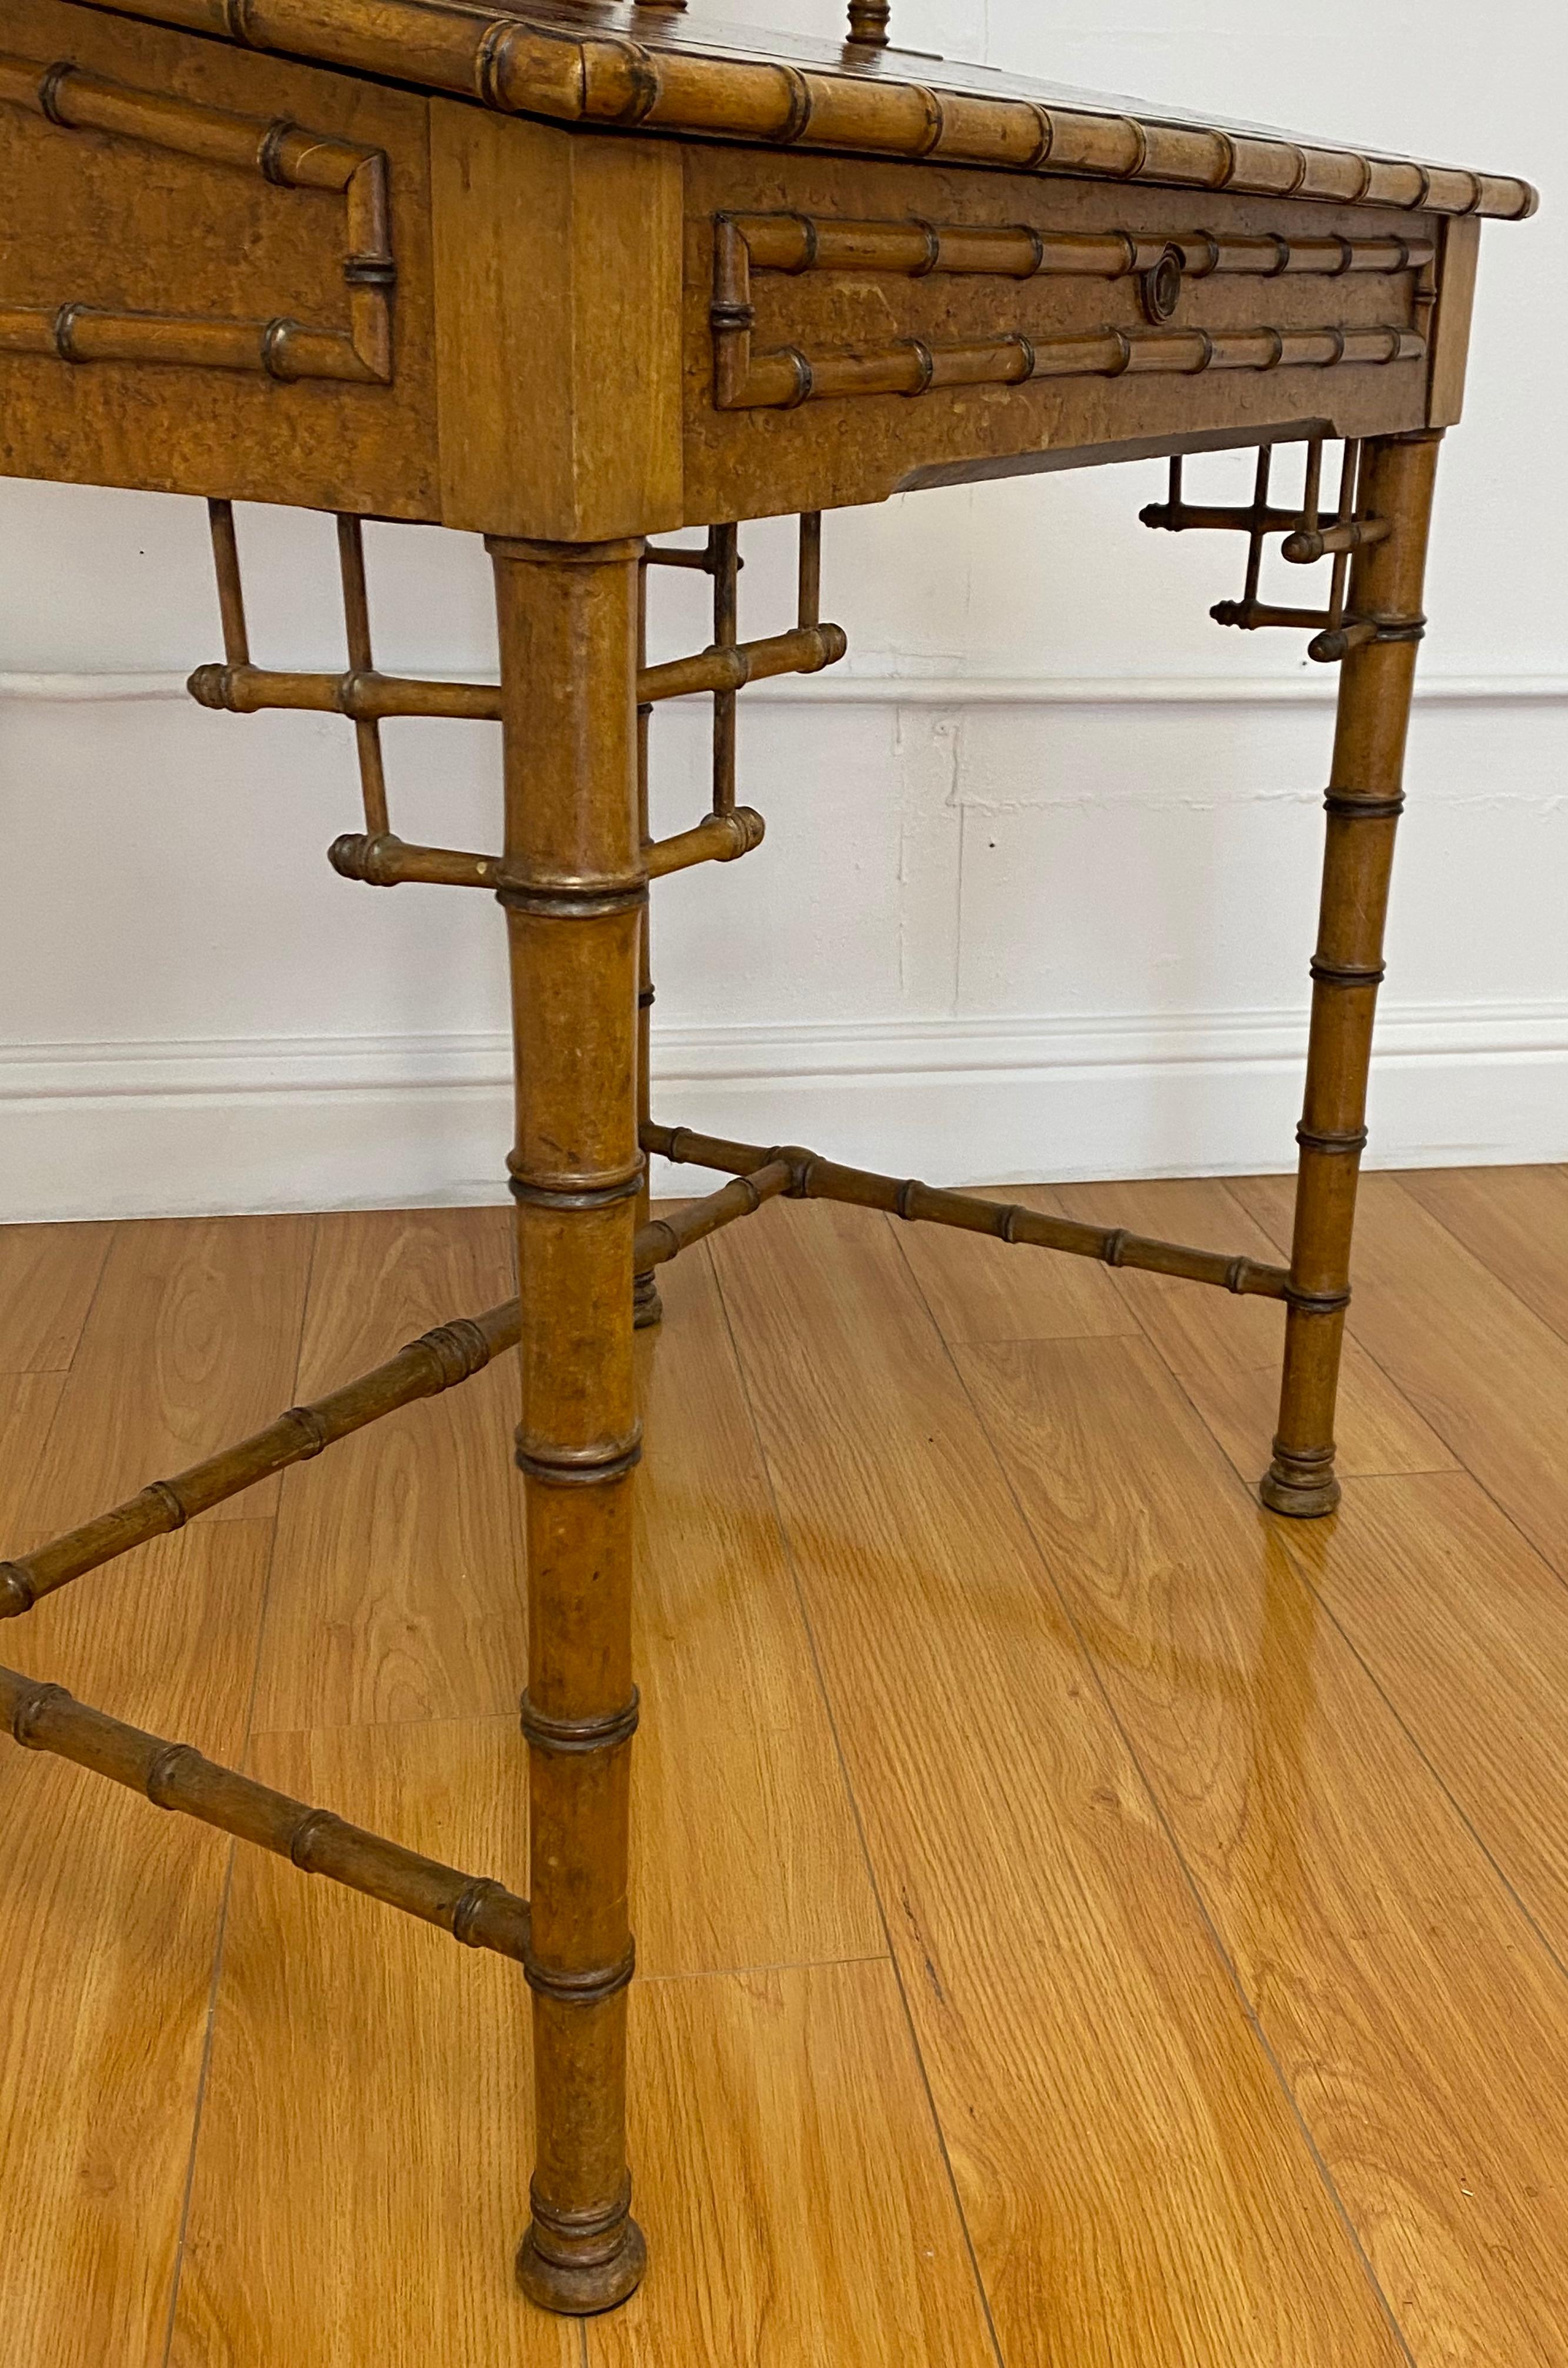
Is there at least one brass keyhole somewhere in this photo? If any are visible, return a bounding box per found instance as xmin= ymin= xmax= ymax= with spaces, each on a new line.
xmin=1140 ymin=245 xmax=1185 ymax=324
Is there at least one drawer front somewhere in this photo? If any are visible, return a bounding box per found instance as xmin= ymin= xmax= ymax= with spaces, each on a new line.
xmin=0 ymin=0 xmax=439 ymax=517
xmin=682 ymin=146 xmax=1455 ymax=521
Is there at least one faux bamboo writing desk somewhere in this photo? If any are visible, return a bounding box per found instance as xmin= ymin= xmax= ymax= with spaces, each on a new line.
xmin=0 ymin=0 xmax=1537 ymax=2319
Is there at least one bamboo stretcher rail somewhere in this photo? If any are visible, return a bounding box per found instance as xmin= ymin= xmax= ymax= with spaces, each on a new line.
xmin=0 ymin=1662 xmax=535 ymax=1963
xmin=328 ymin=805 xmax=766 ymax=891
xmin=187 ymin=622 xmax=846 ymax=724
xmin=0 ymin=1167 xmax=788 ymax=1618
xmin=644 ymin=1121 xmax=1293 ymax=1300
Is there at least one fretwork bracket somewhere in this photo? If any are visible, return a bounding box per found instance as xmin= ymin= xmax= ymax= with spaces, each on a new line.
xmin=1139 ymin=436 xmax=1420 ymax=662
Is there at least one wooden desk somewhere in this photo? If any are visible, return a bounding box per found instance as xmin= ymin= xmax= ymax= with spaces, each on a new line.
xmin=0 ymin=0 xmax=1536 ymax=2318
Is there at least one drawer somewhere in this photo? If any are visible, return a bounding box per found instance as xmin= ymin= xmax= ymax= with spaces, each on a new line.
xmin=680 ymin=146 xmax=1471 ymax=521
xmin=0 ymin=0 xmax=439 ymax=517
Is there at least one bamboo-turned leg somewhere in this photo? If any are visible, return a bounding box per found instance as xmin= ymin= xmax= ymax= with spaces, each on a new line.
xmin=487 ymin=533 xmax=648 ymax=2313
xmin=1262 ymin=431 xmax=1443 ymax=1518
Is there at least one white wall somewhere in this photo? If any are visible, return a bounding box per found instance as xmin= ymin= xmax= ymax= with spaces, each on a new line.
xmin=2 ymin=0 xmax=1563 ymax=1221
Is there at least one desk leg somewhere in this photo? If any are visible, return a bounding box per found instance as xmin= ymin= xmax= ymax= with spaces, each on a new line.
xmin=488 ymin=534 xmax=648 ymax=2314
xmin=1263 ymin=430 xmax=1442 ymax=1518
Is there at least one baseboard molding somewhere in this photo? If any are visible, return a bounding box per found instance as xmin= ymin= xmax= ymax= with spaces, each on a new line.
xmin=6 ymin=1004 xmax=1566 ymax=1222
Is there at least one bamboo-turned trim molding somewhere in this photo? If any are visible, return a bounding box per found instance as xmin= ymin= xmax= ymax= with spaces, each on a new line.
xmin=70 ymin=1 xmax=1539 ymax=222
xmin=0 ymin=50 xmax=395 ymax=383
xmin=713 ymin=211 xmax=1427 ymax=411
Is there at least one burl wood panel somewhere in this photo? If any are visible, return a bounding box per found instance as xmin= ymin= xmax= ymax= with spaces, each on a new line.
xmin=682 ymin=144 xmax=1445 ymax=520
xmin=0 ymin=0 xmax=439 ymax=515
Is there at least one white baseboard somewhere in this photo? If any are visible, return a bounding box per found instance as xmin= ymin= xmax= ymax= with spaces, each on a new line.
xmin=4 ymin=1003 xmax=1566 ymax=1223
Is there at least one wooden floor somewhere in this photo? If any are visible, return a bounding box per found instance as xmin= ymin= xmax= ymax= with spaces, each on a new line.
xmin=4 ymin=1166 xmax=1568 ymax=2363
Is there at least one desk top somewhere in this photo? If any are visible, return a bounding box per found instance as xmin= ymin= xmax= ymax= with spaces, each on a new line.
xmin=76 ymin=0 xmax=1537 ymax=223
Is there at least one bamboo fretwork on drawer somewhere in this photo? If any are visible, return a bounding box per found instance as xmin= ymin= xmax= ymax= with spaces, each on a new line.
xmin=0 ymin=0 xmax=1537 ymax=2327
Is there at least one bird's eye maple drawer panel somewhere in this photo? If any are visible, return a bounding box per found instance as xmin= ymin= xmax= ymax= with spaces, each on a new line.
xmin=0 ymin=0 xmax=439 ymax=517
xmin=680 ymin=144 xmax=1476 ymax=521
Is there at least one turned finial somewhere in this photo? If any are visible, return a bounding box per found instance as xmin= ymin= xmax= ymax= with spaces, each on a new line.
xmin=847 ymin=2 xmax=892 ymax=46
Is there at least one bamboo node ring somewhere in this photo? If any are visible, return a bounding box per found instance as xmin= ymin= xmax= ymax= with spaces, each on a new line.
xmin=787 ymin=211 xmax=819 ymax=271
xmin=281 ymin=1404 xmax=331 ymax=1457
xmin=260 ymin=317 xmax=296 ymax=379
xmin=1102 ymin=1229 xmax=1129 ymax=1267
xmin=520 ymin=1691 xmax=642 ymax=1756
xmin=146 ymin=1743 xmax=201 ymax=1810
xmin=780 ymin=347 xmax=815 ymax=408
xmin=344 ymin=253 xmax=398 ymax=289
xmin=1296 ymin=1125 xmax=1369 ymax=1156
xmin=523 ymin=1940 xmax=637 ymax=2008
xmin=1324 ymin=791 xmax=1406 ymax=820
xmin=1283 ymin=1286 xmax=1353 ymax=1316
xmin=1310 ymin=960 xmax=1386 ymax=987
xmin=507 ymin=1169 xmax=643 ymax=1212
xmin=289 ymin=1807 xmax=343 ymax=1870
xmin=528 ymin=2172 xmax=633 ymax=2242
xmin=450 ymin=1880 xmax=507 ymax=1949
xmin=257 ymin=118 xmax=297 ymax=185
xmin=514 ymin=1433 xmax=645 ymax=1487
xmin=51 ymin=303 xmax=87 ymax=364
xmin=148 ymin=1478 xmax=189 ymax=1531
xmin=0 ymin=1566 xmax=35 ymax=1620
xmin=12 ymin=1681 xmax=69 ymax=1748
xmin=36 ymin=60 xmax=79 ymax=126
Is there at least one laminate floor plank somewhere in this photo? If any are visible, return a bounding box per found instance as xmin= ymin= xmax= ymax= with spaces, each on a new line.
xmin=0 ymin=1519 xmax=273 ymax=2368
xmin=19 ymin=1215 xmax=316 ymax=1544
xmin=1054 ymin=1176 xmax=1454 ymax=1488
xmin=1397 ymin=1162 xmax=1568 ymax=1345
xmin=893 ymin=1185 xmax=1137 ymax=1347
xmin=710 ymin=1199 xmax=1407 ymax=2368
xmin=592 ymin=1961 xmax=997 ymax=2368
xmin=1235 ymin=1170 xmax=1568 ymax=1577
xmin=0 ymin=1218 xmax=114 ymax=1374
xmin=254 ymin=1209 xmax=526 ymax=1733
xmin=960 ymin=1329 xmax=1568 ymax=2367
xmin=168 ymin=1716 xmax=576 ymax=2368
xmin=1284 ymin=1468 xmax=1568 ymax=1972
xmin=632 ymin=1244 xmax=884 ymax=1979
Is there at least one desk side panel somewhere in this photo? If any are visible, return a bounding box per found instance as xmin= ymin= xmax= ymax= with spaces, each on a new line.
xmin=681 ymin=148 xmax=1442 ymax=522
xmin=0 ymin=0 xmax=440 ymax=518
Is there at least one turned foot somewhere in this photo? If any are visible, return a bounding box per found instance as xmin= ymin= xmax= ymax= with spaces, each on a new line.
xmin=1260 ymin=1442 xmax=1342 ymax=1518
xmin=633 ymin=1270 xmax=663 ymax=1330
xmin=517 ymin=2215 xmax=647 ymax=2316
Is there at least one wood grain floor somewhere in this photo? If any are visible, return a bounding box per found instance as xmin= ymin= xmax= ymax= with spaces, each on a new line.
xmin=5 ymin=1167 xmax=1568 ymax=2363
